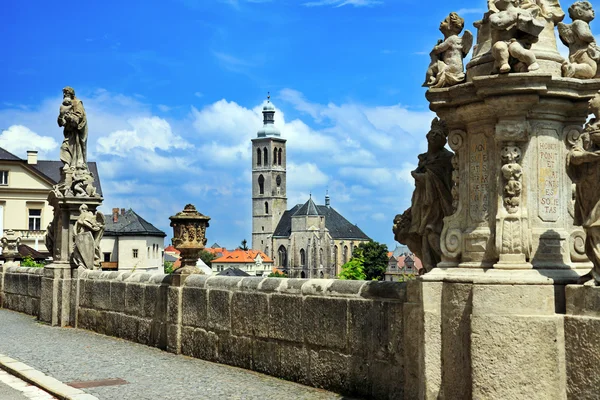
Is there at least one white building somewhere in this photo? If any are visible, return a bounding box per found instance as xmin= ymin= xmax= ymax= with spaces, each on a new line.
xmin=100 ymin=208 xmax=166 ymax=273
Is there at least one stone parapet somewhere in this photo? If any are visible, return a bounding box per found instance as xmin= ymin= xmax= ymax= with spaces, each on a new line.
xmin=0 ymin=266 xmax=43 ymax=317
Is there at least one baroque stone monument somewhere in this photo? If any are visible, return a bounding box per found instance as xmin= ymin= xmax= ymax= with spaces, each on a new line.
xmin=169 ymin=204 xmax=210 ymax=275
xmin=396 ymin=1 xmax=600 ymax=398
xmin=41 ymin=87 xmax=104 ymax=327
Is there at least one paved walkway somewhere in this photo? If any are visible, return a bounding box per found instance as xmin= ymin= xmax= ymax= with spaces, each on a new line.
xmin=0 ymin=370 xmax=56 ymax=399
xmin=0 ymin=309 xmax=349 ymax=400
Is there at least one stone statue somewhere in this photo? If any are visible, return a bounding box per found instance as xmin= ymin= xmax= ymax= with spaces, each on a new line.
xmin=489 ymin=0 xmax=545 ymax=73
xmin=72 ymin=204 xmax=105 ymax=269
xmin=566 ymin=91 xmax=600 ymax=284
xmin=393 ymin=118 xmax=454 ymax=272
xmin=559 ymin=1 xmax=600 ymax=78
xmin=423 ymin=12 xmax=473 ymax=88
xmin=72 ymin=166 xmax=98 ymax=198
xmin=57 ymin=87 xmax=88 ymax=171
xmin=1 ymin=230 xmax=21 ymax=261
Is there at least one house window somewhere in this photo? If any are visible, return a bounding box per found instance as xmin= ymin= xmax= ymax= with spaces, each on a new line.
xmin=103 ymin=253 xmax=111 ymax=262
xmin=0 ymin=171 xmax=7 ymax=185
xmin=28 ymin=209 xmax=41 ymax=230
xmin=133 ymin=249 xmax=139 ymax=258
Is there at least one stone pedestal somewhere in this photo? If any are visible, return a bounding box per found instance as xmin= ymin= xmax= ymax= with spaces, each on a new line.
xmin=408 ymin=272 xmax=569 ymax=399
xmin=429 ymin=75 xmax=600 ymax=273
xmin=40 ymin=196 xmax=102 ymax=327
xmin=564 ymin=285 xmax=600 ymax=399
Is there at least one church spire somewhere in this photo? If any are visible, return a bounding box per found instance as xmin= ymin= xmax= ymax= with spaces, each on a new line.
xmin=257 ymin=92 xmax=281 ymax=138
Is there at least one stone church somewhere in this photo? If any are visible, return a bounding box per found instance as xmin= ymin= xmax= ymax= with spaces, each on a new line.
xmin=251 ymin=98 xmax=370 ymax=278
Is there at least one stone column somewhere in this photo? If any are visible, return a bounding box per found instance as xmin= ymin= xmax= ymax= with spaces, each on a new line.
xmin=40 ymin=196 xmax=103 ymax=327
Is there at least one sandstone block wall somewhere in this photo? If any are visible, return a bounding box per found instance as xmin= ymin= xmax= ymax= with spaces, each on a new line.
xmin=178 ymin=276 xmax=406 ymax=399
xmin=0 ymin=266 xmax=43 ymax=317
xmin=75 ymin=272 xmax=406 ymax=399
xmin=76 ymin=270 xmax=170 ymax=349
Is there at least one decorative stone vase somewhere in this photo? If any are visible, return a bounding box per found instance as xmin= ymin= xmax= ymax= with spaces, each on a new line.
xmin=1 ymin=229 xmax=21 ymax=266
xmin=169 ymin=204 xmax=210 ymax=275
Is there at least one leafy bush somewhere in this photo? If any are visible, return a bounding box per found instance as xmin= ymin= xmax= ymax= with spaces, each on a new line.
xmin=338 ymin=249 xmax=366 ymax=280
xmin=164 ymin=261 xmax=174 ymax=274
xmin=20 ymin=256 xmax=44 ymax=268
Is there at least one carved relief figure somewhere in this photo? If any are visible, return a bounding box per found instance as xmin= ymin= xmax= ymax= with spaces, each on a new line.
xmin=559 ymin=1 xmax=600 ymax=78
xmin=566 ymin=91 xmax=600 ymax=284
xmin=57 ymin=87 xmax=88 ymax=171
xmin=489 ymin=0 xmax=545 ymax=73
xmin=72 ymin=204 xmax=105 ymax=269
xmin=424 ymin=12 xmax=473 ymax=88
xmin=393 ymin=118 xmax=454 ymax=272
xmin=501 ymin=143 xmax=523 ymax=213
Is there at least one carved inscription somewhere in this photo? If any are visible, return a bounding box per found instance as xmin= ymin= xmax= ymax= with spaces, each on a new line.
xmin=469 ymin=135 xmax=489 ymax=222
xmin=538 ymin=133 xmax=560 ymax=221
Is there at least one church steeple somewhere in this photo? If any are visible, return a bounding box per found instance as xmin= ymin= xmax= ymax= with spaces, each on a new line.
xmin=257 ymin=92 xmax=281 ymax=138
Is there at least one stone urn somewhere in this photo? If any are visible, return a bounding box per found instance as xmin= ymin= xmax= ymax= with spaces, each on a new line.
xmin=1 ymin=229 xmax=21 ymax=266
xmin=169 ymin=204 xmax=210 ymax=275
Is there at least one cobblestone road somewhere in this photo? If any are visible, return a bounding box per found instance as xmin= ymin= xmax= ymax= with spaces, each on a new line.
xmin=0 ymin=309 xmax=351 ymax=400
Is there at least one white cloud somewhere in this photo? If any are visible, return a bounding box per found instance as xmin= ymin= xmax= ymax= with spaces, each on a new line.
xmin=287 ymin=162 xmax=329 ymax=190
xmin=0 ymin=125 xmax=58 ymax=158
xmin=192 ymin=99 xmax=260 ymax=141
xmin=456 ymin=8 xmax=485 ymax=15
xmin=96 ymin=116 xmax=190 ymax=156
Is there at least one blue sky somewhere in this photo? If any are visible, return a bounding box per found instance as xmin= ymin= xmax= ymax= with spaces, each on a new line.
xmin=0 ymin=0 xmax=522 ymax=250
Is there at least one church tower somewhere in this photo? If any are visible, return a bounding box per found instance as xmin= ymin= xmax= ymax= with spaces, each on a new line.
xmin=251 ymin=94 xmax=287 ymax=256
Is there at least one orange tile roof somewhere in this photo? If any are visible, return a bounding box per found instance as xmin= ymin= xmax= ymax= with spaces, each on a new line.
xmin=164 ymin=245 xmax=180 ymax=255
xmin=212 ymin=249 xmax=273 ymax=264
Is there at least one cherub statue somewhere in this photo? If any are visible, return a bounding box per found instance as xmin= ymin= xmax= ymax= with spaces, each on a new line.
xmin=566 ymin=91 xmax=600 ymax=285
xmin=72 ymin=166 xmax=97 ymax=197
xmin=559 ymin=1 xmax=600 ymax=79
xmin=489 ymin=0 xmax=545 ymax=73
xmin=58 ymin=96 xmax=72 ymax=127
xmin=423 ymin=12 xmax=473 ymax=88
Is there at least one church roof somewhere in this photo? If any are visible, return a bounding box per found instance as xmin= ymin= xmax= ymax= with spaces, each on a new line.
xmin=293 ymin=197 xmax=320 ymax=216
xmin=103 ymin=209 xmax=166 ymax=237
xmin=273 ymin=201 xmax=370 ymax=241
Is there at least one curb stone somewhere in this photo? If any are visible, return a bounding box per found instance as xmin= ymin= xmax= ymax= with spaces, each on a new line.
xmin=0 ymin=354 xmax=99 ymax=400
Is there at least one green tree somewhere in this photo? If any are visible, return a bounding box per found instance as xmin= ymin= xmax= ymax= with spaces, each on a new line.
xmin=238 ymin=239 xmax=249 ymax=251
xmin=353 ymin=241 xmax=389 ymax=281
xmin=164 ymin=261 xmax=174 ymax=274
xmin=199 ymin=249 xmax=216 ymax=266
xmin=268 ymin=271 xmax=288 ymax=278
xmin=338 ymin=249 xmax=366 ymax=280
xmin=20 ymin=256 xmax=44 ymax=268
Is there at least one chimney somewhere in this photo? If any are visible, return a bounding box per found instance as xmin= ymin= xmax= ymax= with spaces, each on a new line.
xmin=112 ymin=208 xmax=119 ymax=223
xmin=121 ymin=208 xmax=126 ymax=216
xmin=27 ymin=150 xmax=38 ymax=165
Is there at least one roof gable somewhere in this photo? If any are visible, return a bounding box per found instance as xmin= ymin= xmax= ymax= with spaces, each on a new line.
xmin=103 ymin=209 xmax=166 ymax=237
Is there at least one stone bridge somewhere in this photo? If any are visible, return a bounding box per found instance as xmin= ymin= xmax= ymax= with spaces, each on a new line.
xmin=1 ymin=265 xmax=600 ymax=399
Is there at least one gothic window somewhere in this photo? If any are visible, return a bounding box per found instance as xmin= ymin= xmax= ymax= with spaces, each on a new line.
xmin=258 ymin=175 xmax=265 ymax=195
xmin=301 ymin=271 xmax=306 ymax=278
xmin=278 ymin=148 xmax=282 ymax=165
xmin=263 ymin=147 xmax=268 ymax=165
xmin=278 ymin=245 xmax=287 ymax=267
xmin=265 ymin=246 xmax=269 ymax=256
xmin=256 ymin=148 xmax=262 ymax=166
xmin=300 ymin=249 xmax=306 ymax=266
xmin=343 ymin=245 xmax=348 ymax=264
xmin=334 ymin=245 xmax=338 ymax=266
xmin=276 ymin=175 xmax=281 ymax=187
xmin=319 ymin=248 xmax=323 ymax=265
xmin=320 ymin=271 xmax=324 ymax=278
xmin=265 ymin=201 xmax=269 ymax=214
xmin=273 ymin=147 xmax=278 ymax=165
